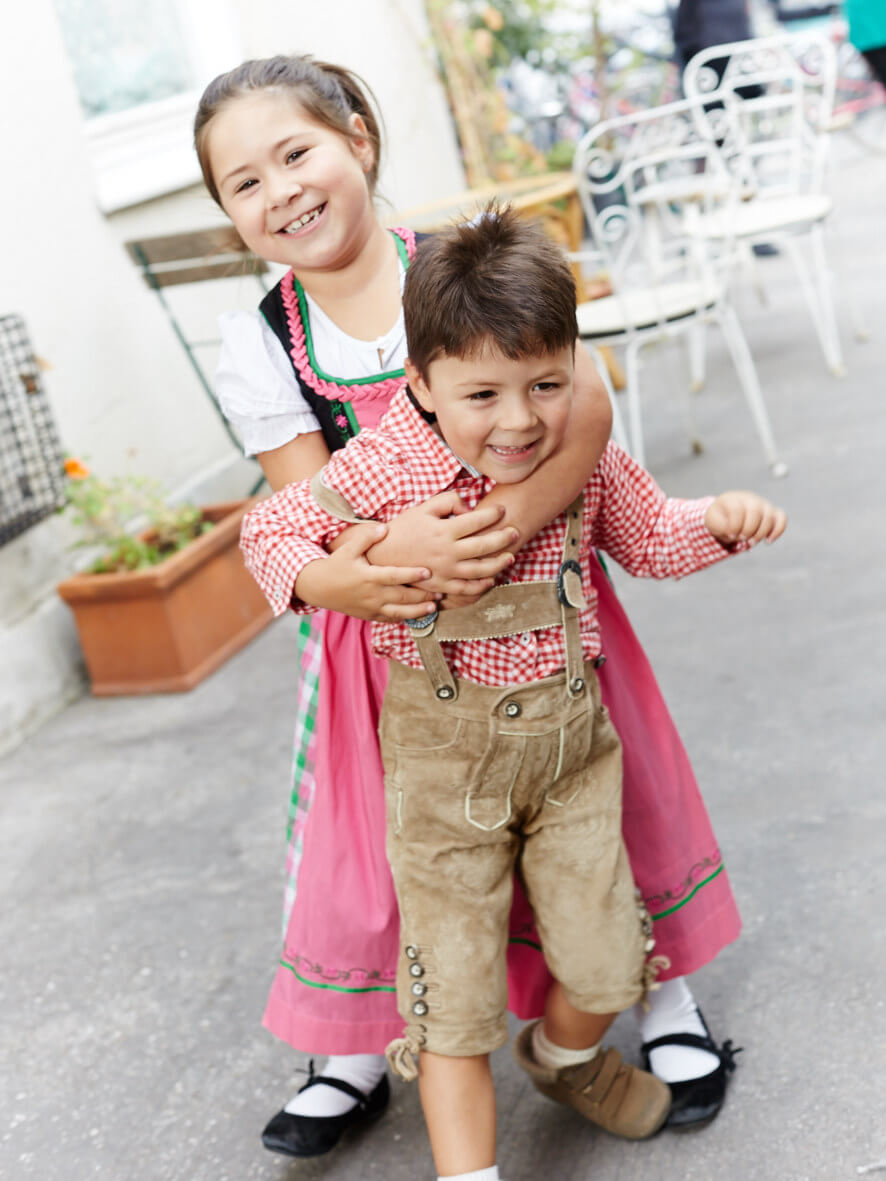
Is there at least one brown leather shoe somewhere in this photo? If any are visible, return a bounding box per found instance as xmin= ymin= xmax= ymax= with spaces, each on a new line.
xmin=513 ymin=1021 xmax=671 ymax=1140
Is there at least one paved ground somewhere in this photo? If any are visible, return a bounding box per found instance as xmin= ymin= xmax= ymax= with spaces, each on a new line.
xmin=2 ymin=137 xmax=885 ymax=1181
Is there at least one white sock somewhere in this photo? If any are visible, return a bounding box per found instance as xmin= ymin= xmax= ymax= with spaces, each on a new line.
xmin=283 ymin=1053 xmax=386 ymax=1118
xmin=438 ymin=1168 xmax=500 ymax=1181
xmin=635 ymin=977 xmax=720 ymax=1084
xmin=531 ymin=1022 xmax=600 ymax=1070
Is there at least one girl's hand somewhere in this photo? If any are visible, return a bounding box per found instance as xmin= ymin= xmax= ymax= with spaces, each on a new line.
xmin=367 ymin=492 xmax=518 ymax=597
xmin=704 ymin=492 xmax=788 ymax=546
xmin=296 ymin=523 xmax=439 ymax=622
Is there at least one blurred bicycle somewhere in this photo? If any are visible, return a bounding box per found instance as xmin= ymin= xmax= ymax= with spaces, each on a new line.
xmin=832 ymin=20 xmax=886 ymax=153
xmin=774 ymin=3 xmax=886 ymax=152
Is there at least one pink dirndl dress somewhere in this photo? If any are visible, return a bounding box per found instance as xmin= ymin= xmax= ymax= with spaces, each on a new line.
xmin=261 ymin=231 xmax=741 ymax=1054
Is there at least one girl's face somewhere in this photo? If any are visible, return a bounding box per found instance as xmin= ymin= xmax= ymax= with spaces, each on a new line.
xmin=207 ymin=90 xmax=376 ymax=273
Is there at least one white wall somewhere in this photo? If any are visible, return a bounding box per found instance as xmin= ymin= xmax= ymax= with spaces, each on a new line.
xmin=0 ymin=0 xmax=464 ymax=751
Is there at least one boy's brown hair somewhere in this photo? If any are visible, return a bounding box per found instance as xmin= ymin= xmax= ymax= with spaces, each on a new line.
xmin=403 ymin=205 xmax=577 ymax=379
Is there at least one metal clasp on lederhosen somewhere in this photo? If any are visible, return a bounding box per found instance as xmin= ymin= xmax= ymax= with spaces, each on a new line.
xmin=309 ymin=471 xmax=588 ymax=702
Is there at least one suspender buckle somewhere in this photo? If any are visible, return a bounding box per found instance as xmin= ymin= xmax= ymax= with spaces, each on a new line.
xmin=557 ymin=560 xmax=587 ymax=610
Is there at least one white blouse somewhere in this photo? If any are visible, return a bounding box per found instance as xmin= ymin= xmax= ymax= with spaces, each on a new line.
xmin=215 ymin=265 xmax=407 ymax=457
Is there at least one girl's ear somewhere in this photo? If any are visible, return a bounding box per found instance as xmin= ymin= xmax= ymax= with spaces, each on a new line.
xmin=348 ymin=112 xmax=374 ymax=174
xmin=404 ymin=359 xmax=434 ymax=413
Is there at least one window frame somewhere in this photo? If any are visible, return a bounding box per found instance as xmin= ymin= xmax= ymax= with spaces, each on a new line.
xmin=72 ymin=0 xmax=240 ymax=212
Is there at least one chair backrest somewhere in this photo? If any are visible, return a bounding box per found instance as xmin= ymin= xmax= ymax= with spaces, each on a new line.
xmin=124 ymin=226 xmax=268 ymax=461
xmin=572 ymin=95 xmax=736 ymax=311
xmin=125 ymin=226 xmax=267 ymax=289
xmin=683 ymin=33 xmax=837 ymax=196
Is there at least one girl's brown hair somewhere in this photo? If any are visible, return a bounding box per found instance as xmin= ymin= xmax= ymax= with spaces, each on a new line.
xmin=194 ymin=55 xmax=383 ymax=205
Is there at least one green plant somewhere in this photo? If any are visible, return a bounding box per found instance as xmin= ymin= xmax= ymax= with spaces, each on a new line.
xmin=61 ymin=458 xmax=213 ymax=574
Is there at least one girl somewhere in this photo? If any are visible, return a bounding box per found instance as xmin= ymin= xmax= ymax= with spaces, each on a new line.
xmin=194 ymin=55 xmax=741 ymax=1163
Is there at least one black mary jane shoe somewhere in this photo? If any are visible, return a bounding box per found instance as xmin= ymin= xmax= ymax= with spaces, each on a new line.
xmin=642 ymin=1010 xmax=741 ymax=1131
xmin=261 ymin=1063 xmax=390 ymax=1158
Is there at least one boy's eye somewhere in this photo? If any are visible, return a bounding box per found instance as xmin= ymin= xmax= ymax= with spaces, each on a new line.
xmin=533 ymin=381 xmax=559 ymax=392
xmin=468 ymin=389 xmax=496 ymax=402
xmin=234 ymin=177 xmax=258 ymax=194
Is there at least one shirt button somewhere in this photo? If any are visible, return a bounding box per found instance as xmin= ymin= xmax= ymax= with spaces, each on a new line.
xmin=412 ymin=1001 xmax=429 ymax=1016
xmin=504 ymin=701 xmax=521 ymax=718
xmin=409 ymin=963 xmax=425 ymax=978
xmin=405 ymin=946 xmax=418 ymax=960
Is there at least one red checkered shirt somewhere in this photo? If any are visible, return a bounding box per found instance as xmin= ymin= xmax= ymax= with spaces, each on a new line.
xmin=241 ymin=386 xmax=739 ymax=686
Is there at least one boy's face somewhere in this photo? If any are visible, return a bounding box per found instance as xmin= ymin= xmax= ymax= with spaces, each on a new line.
xmin=405 ymin=343 xmax=574 ymax=484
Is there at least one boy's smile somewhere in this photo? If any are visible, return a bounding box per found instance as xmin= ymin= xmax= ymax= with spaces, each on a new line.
xmin=405 ymin=345 xmax=575 ymax=484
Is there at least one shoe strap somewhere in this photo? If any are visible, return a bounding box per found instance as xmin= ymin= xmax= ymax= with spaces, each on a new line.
xmin=572 ymin=1047 xmax=622 ymax=1101
xmin=298 ymin=1074 xmax=371 ymax=1108
xmin=642 ymin=1031 xmax=718 ymax=1055
xmin=642 ymin=1031 xmax=742 ymax=1072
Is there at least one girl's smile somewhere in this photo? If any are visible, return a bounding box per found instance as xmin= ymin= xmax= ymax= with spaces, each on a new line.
xmin=278 ymin=203 xmax=327 ymax=235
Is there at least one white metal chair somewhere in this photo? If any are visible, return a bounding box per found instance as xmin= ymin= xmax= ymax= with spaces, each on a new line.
xmin=571 ymin=95 xmax=787 ymax=476
xmin=683 ymin=32 xmax=846 ymax=376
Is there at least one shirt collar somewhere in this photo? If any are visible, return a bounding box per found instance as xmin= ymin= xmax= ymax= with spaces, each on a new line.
xmin=385 ymin=386 xmax=484 ymax=483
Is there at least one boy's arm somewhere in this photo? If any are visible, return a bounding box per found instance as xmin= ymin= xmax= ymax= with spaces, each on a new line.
xmin=590 ymin=444 xmax=785 ymax=578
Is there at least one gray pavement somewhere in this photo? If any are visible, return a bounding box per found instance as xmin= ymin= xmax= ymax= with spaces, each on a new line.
xmin=2 ymin=138 xmax=886 ymax=1181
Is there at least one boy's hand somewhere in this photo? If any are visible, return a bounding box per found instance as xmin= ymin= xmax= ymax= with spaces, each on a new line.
xmin=704 ymin=491 xmax=787 ymax=547
xmin=296 ymin=523 xmax=440 ymax=622
xmin=366 ymin=492 xmax=518 ymax=598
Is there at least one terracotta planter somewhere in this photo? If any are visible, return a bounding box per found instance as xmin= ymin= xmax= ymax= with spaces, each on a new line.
xmin=57 ymin=499 xmax=273 ymax=696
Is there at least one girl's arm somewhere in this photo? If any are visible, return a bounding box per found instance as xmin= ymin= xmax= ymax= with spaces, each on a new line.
xmin=257 ymin=431 xmax=331 ymax=490
xmin=257 ymin=432 xmax=436 ymax=621
xmin=258 ymin=432 xmax=517 ymax=609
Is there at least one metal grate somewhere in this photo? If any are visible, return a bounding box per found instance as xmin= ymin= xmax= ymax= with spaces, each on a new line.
xmin=0 ymin=314 xmax=66 ymax=546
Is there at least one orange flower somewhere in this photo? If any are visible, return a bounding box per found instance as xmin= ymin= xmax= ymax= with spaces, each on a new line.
xmin=64 ymin=457 xmax=91 ymax=480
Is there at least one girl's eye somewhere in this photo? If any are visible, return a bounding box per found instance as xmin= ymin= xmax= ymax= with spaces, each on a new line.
xmin=286 ymin=148 xmax=306 ymax=164
xmin=533 ymin=381 xmax=559 ymax=392
xmin=234 ymin=177 xmax=258 ymax=194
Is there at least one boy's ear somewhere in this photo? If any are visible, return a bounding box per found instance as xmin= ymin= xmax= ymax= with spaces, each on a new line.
xmin=404 ymin=358 xmax=434 ymax=413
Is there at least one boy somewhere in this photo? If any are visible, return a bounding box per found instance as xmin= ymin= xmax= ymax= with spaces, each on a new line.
xmin=241 ymin=208 xmax=786 ymax=1181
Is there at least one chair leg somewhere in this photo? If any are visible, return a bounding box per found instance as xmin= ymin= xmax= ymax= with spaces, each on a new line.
xmin=741 ymin=236 xmax=770 ymax=304
xmin=624 ymin=338 xmax=645 ymax=468
xmin=714 ymin=302 xmax=788 ymax=478
xmin=681 ymin=346 xmax=704 ymax=457
xmin=687 ymin=321 xmax=707 ymax=393
xmin=830 ymin=223 xmax=869 ymax=343
xmin=587 ymin=343 xmax=631 ymax=453
xmin=781 ymin=232 xmax=845 ymax=378
xmin=808 ymin=223 xmax=847 ymax=375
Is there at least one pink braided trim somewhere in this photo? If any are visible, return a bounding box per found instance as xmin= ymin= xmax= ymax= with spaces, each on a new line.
xmin=281 ymin=226 xmax=417 ymax=405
